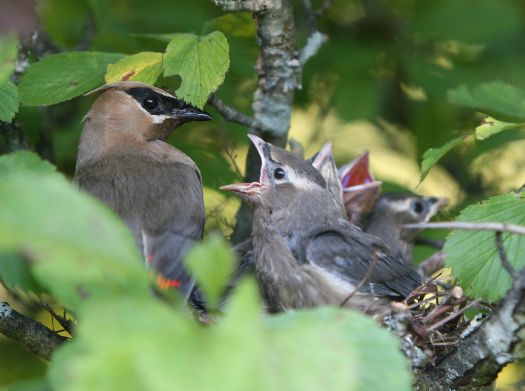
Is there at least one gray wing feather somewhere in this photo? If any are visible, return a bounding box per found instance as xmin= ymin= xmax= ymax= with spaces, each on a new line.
xmin=292 ymin=222 xmax=421 ymax=298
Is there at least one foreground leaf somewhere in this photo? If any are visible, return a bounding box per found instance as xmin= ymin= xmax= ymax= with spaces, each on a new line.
xmin=0 ymin=34 xmax=18 ymax=82
xmin=444 ymin=191 xmax=525 ymax=302
xmin=164 ymin=32 xmax=229 ymax=108
xmin=0 ymin=150 xmax=56 ymax=175
xmin=184 ymin=235 xmax=235 ymax=310
xmin=19 ymin=52 xmax=124 ymax=106
xmin=419 ymin=135 xmax=470 ymax=184
xmin=0 ymin=168 xmax=147 ymax=309
xmin=0 ymin=80 xmax=19 ymax=122
xmin=105 ymin=52 xmax=163 ymax=85
xmin=475 ymin=116 xmax=523 ymax=140
xmin=448 ymin=81 xmax=525 ymax=121
xmin=0 ymin=253 xmax=44 ymax=295
xmin=49 ymin=280 xmax=411 ymax=391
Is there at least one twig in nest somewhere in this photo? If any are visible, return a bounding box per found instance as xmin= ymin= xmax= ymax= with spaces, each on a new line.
xmin=340 ymin=253 xmax=378 ymax=307
xmin=427 ymin=300 xmax=478 ymax=332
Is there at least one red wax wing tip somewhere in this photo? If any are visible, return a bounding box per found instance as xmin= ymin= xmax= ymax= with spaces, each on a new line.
xmin=341 ymin=152 xmax=374 ymax=188
xmin=156 ymin=274 xmax=181 ymax=290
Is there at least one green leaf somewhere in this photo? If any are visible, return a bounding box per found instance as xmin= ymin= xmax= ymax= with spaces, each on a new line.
xmin=0 ymin=34 xmax=18 ymax=82
xmin=0 ymin=150 xmax=56 ymax=175
xmin=164 ymin=32 xmax=229 ymax=108
xmin=19 ymin=52 xmax=124 ymax=106
xmin=444 ymin=191 xmax=525 ymax=302
xmin=419 ymin=135 xmax=470 ymax=184
xmin=49 ymin=280 xmax=411 ymax=391
xmin=475 ymin=116 xmax=523 ymax=140
xmin=0 ymin=80 xmax=19 ymax=122
xmin=0 ymin=253 xmax=44 ymax=295
xmin=0 ymin=168 xmax=148 ymax=309
xmin=105 ymin=52 xmax=163 ymax=85
xmin=448 ymin=81 xmax=525 ymax=121
xmin=184 ymin=235 xmax=235 ymax=310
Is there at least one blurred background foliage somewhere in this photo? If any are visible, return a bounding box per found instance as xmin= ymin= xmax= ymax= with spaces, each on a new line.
xmin=2 ymin=0 xmax=525 ymax=389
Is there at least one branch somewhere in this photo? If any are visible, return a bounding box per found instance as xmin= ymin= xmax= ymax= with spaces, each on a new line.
xmin=299 ymin=31 xmax=328 ymax=65
xmin=0 ymin=302 xmax=68 ymax=360
xmin=230 ymin=0 xmax=301 ymax=243
xmin=207 ymin=94 xmax=264 ymax=131
xmin=211 ymin=0 xmax=279 ymax=12
xmin=404 ymin=221 xmax=525 ymax=236
xmin=416 ymin=268 xmax=525 ymax=390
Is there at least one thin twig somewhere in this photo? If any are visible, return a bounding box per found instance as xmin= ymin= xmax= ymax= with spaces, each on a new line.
xmin=340 ymin=254 xmax=378 ymax=307
xmin=207 ymin=94 xmax=265 ymax=131
xmin=299 ymin=31 xmax=329 ymax=65
xmin=427 ymin=300 xmax=479 ymax=332
xmin=495 ymin=231 xmax=515 ymax=276
xmin=39 ymin=301 xmax=73 ymax=335
xmin=404 ymin=222 xmax=525 ymax=236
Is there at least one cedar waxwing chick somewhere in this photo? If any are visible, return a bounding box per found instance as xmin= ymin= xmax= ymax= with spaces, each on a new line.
xmin=338 ymin=151 xmax=383 ymax=225
xmin=221 ymin=135 xmax=420 ymax=315
xmin=74 ymin=81 xmax=211 ymax=300
xmin=365 ymin=194 xmax=449 ymax=265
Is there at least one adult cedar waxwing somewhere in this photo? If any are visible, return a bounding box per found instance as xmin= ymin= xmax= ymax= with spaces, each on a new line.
xmin=221 ymin=135 xmax=421 ymax=314
xmin=74 ymin=81 xmax=211 ymax=300
xmin=365 ymin=194 xmax=448 ymax=265
xmin=338 ymin=151 xmax=382 ymax=225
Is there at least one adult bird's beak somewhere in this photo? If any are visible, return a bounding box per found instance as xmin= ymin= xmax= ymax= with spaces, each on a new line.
xmin=219 ymin=134 xmax=269 ymax=198
xmin=174 ymin=106 xmax=213 ymax=122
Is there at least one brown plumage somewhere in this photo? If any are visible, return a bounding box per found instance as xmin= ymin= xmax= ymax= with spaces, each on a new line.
xmin=74 ymin=81 xmax=211 ymax=299
xmin=221 ymin=135 xmax=421 ymax=315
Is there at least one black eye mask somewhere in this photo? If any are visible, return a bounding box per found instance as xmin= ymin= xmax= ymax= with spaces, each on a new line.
xmin=127 ymin=87 xmax=188 ymax=116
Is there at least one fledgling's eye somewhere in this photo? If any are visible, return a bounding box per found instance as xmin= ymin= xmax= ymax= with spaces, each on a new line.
xmin=412 ymin=200 xmax=424 ymax=214
xmin=143 ymin=94 xmax=159 ymax=111
xmin=273 ymin=167 xmax=286 ymax=180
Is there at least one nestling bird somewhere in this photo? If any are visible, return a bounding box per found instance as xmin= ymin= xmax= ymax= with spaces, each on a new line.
xmin=338 ymin=151 xmax=448 ymax=265
xmin=365 ymin=194 xmax=448 ymax=265
xmin=221 ymin=135 xmax=421 ymax=314
xmin=74 ymin=81 xmax=211 ymax=300
xmin=338 ymin=151 xmax=382 ymax=225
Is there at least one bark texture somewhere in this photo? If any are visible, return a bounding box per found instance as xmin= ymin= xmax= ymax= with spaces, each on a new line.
xmin=0 ymin=302 xmax=68 ymax=360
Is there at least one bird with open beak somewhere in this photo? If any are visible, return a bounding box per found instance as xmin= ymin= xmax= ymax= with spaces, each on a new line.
xmin=74 ymin=81 xmax=212 ymax=300
xmin=338 ymin=151 xmax=448 ymax=265
xmin=338 ymin=151 xmax=383 ymax=225
xmin=221 ymin=135 xmax=421 ymax=314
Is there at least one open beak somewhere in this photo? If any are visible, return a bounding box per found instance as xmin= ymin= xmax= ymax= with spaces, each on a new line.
xmin=220 ymin=182 xmax=265 ymax=197
xmin=174 ymin=106 xmax=213 ymax=122
xmin=339 ymin=151 xmax=377 ymax=188
xmin=311 ymin=142 xmax=333 ymax=171
xmin=219 ymin=134 xmax=270 ymax=198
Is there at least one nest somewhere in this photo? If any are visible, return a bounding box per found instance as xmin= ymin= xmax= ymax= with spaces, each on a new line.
xmin=384 ymin=274 xmax=490 ymax=368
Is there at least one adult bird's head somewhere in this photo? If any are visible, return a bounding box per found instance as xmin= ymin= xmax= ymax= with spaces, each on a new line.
xmin=338 ymin=151 xmax=383 ymax=224
xmin=221 ymin=135 xmax=336 ymax=224
xmin=79 ymin=82 xmax=211 ymax=160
